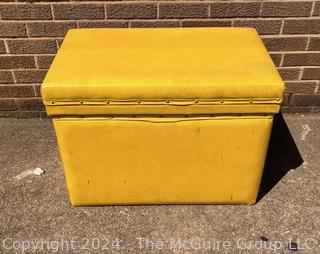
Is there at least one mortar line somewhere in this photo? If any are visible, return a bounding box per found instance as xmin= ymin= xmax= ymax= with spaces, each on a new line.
xmin=55 ymin=39 xmax=60 ymax=50
xmin=3 ymin=39 xmax=9 ymax=54
xmin=298 ymin=67 xmax=304 ymax=80
xmin=284 ymin=80 xmax=319 ymax=82
xmin=0 ymin=82 xmax=42 ymax=85
xmin=11 ymin=70 xmax=17 ymax=83
xmin=5 ymin=0 xmax=313 ymax=4
xmin=279 ymin=54 xmax=285 ymax=67
xmin=270 ymin=50 xmax=320 ymax=53
xmin=306 ymin=37 xmax=311 ymax=50
xmin=22 ymin=23 xmax=29 ymax=40
xmin=278 ymin=66 xmax=306 ymax=69
xmin=311 ymin=1 xmax=316 ymax=16
xmin=3 ymin=37 xmax=65 ymax=40
xmin=1 ymin=17 xmax=320 ymax=23
xmin=3 ymin=35 xmax=320 ymax=40
xmin=104 ymin=3 xmax=107 ymax=19
xmin=259 ymin=1 xmax=263 ymax=16
xmin=50 ymin=4 xmax=55 ymax=20
xmin=32 ymin=85 xmax=37 ymax=97
xmin=34 ymin=55 xmax=39 ymax=69
xmin=314 ymin=83 xmax=319 ymax=93
xmin=157 ymin=1 xmax=160 ymax=19
xmin=279 ymin=19 xmax=284 ymax=34
xmin=1 ymin=50 xmax=320 ymax=56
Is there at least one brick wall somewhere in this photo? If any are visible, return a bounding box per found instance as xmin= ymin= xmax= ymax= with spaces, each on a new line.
xmin=0 ymin=0 xmax=319 ymax=117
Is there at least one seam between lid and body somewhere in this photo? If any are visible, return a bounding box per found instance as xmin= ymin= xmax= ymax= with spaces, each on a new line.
xmin=44 ymin=98 xmax=282 ymax=106
xmin=54 ymin=115 xmax=274 ymax=122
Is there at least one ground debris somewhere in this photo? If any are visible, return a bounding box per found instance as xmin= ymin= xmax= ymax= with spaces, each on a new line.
xmin=33 ymin=167 xmax=45 ymax=176
xmin=14 ymin=167 xmax=45 ymax=180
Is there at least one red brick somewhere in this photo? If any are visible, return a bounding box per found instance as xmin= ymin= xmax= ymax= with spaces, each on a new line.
xmin=308 ymin=37 xmax=320 ymax=51
xmin=0 ymin=110 xmax=41 ymax=118
xmin=281 ymin=106 xmax=313 ymax=113
xmin=34 ymin=84 xmax=41 ymax=97
xmin=313 ymin=1 xmax=320 ymax=16
xmin=0 ymin=56 xmax=36 ymax=69
xmin=7 ymin=39 xmax=57 ymax=54
xmin=0 ymin=40 xmax=6 ymax=54
xmin=301 ymin=68 xmax=320 ymax=80
xmin=290 ymin=94 xmax=320 ymax=106
xmin=0 ymin=4 xmax=52 ymax=20
xmin=210 ymin=2 xmax=260 ymax=18
xmin=283 ymin=19 xmax=320 ymax=34
xmin=78 ymin=21 xmax=128 ymax=28
xmin=56 ymin=39 xmax=63 ymax=48
xmin=0 ymin=22 xmax=27 ymax=37
xmin=181 ymin=20 xmax=231 ymax=27
xmin=312 ymin=107 xmax=320 ymax=113
xmin=282 ymin=94 xmax=290 ymax=106
xmin=285 ymin=81 xmax=316 ymax=93
xmin=0 ymin=84 xmax=35 ymax=98
xmin=262 ymin=37 xmax=308 ymax=52
xmin=160 ymin=3 xmax=209 ymax=19
xmin=233 ymin=20 xmax=282 ymax=35
xmin=282 ymin=53 xmax=320 ymax=66
xmin=0 ymin=98 xmax=16 ymax=110
xmin=107 ymin=3 xmax=157 ymax=19
xmin=0 ymin=71 xmax=14 ymax=84
xmin=131 ymin=20 xmax=180 ymax=28
xmin=27 ymin=22 xmax=76 ymax=37
xmin=269 ymin=53 xmax=282 ymax=67
xmin=36 ymin=55 xmax=55 ymax=69
xmin=13 ymin=70 xmax=47 ymax=83
xmin=16 ymin=98 xmax=45 ymax=110
xmin=277 ymin=68 xmax=301 ymax=81
xmin=53 ymin=4 xmax=105 ymax=20
xmin=39 ymin=111 xmax=49 ymax=118
xmin=261 ymin=2 xmax=312 ymax=17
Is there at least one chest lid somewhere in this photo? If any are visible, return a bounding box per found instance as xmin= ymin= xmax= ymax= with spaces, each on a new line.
xmin=41 ymin=28 xmax=284 ymax=116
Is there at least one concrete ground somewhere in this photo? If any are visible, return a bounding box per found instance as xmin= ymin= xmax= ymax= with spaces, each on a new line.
xmin=0 ymin=114 xmax=319 ymax=254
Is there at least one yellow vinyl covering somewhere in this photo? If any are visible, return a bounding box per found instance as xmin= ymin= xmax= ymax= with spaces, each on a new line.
xmin=42 ymin=28 xmax=284 ymax=205
xmin=54 ymin=116 xmax=273 ymax=206
xmin=41 ymin=28 xmax=284 ymax=115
